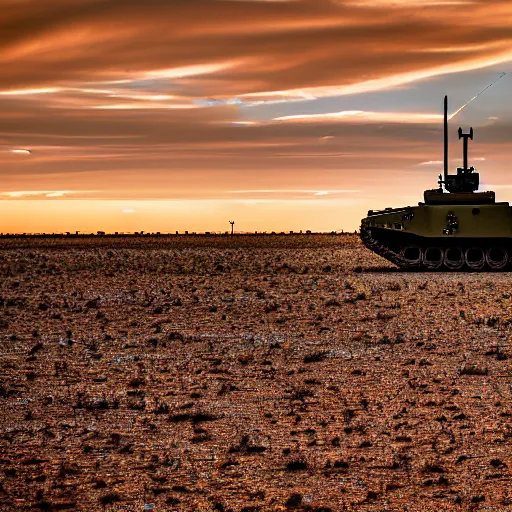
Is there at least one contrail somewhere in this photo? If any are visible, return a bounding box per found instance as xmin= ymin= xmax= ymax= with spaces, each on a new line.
xmin=449 ymin=72 xmax=507 ymax=120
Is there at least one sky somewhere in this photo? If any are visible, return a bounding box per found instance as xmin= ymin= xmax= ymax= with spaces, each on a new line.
xmin=1 ymin=0 xmax=512 ymax=233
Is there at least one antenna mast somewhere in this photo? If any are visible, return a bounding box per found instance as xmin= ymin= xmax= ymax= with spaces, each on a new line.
xmin=444 ymin=95 xmax=448 ymax=183
xmin=438 ymin=96 xmax=479 ymax=193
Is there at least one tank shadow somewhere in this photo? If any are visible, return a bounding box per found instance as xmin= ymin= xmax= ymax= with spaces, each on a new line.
xmin=354 ymin=266 xmax=401 ymax=273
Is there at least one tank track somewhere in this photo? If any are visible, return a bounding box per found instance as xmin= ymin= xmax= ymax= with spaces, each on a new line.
xmin=359 ymin=225 xmax=418 ymax=269
xmin=360 ymin=225 xmax=512 ymax=271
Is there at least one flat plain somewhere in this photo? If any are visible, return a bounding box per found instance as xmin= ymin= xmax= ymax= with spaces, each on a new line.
xmin=1 ymin=234 xmax=512 ymax=511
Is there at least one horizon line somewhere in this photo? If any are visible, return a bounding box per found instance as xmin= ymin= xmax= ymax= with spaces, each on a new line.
xmin=0 ymin=230 xmax=357 ymax=237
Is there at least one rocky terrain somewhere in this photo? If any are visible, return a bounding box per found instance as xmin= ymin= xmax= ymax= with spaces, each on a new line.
xmin=1 ymin=234 xmax=512 ymax=511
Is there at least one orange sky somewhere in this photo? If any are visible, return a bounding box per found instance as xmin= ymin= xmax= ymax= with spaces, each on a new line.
xmin=1 ymin=0 xmax=512 ymax=233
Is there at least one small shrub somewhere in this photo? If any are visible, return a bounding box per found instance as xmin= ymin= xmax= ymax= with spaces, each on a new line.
xmin=285 ymin=493 xmax=302 ymax=508
xmin=303 ymin=351 xmax=329 ymax=364
xmin=460 ymin=364 xmax=488 ymax=376
xmin=99 ymin=492 xmax=121 ymax=505
xmin=286 ymin=459 xmax=308 ymax=471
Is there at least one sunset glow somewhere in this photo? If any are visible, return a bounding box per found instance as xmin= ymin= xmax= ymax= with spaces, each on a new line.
xmin=2 ymin=0 xmax=512 ymax=233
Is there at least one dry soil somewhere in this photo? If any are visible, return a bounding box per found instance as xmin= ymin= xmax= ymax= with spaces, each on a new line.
xmin=1 ymin=234 xmax=511 ymax=511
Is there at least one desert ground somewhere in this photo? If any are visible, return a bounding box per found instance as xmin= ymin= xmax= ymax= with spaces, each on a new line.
xmin=1 ymin=234 xmax=512 ymax=511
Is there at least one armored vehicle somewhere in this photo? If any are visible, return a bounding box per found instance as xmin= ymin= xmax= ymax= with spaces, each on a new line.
xmin=360 ymin=96 xmax=511 ymax=270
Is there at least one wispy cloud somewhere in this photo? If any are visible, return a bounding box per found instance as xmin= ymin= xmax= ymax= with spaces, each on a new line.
xmin=0 ymin=87 xmax=63 ymax=96
xmin=5 ymin=149 xmax=31 ymax=154
xmin=346 ymin=0 xmax=474 ymax=6
xmin=1 ymin=190 xmax=95 ymax=199
xmin=273 ymin=111 xmax=443 ymax=124
xmin=229 ymin=189 xmax=360 ymax=195
xmin=93 ymin=103 xmax=200 ymax=110
xmin=418 ymin=160 xmax=443 ymax=166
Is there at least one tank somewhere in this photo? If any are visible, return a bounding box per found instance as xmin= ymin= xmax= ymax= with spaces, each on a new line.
xmin=360 ymin=96 xmax=512 ymax=270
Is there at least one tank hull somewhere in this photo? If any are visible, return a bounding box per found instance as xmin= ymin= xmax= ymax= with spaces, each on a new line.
xmin=360 ymin=202 xmax=512 ymax=270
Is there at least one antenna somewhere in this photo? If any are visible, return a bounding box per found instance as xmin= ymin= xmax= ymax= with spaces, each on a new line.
xmin=444 ymin=95 xmax=448 ymax=183
xmin=458 ymin=126 xmax=474 ymax=172
xmin=438 ymin=96 xmax=479 ymax=193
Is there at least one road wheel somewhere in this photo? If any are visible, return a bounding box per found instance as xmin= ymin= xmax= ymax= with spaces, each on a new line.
xmin=465 ymin=247 xmax=485 ymax=270
xmin=400 ymin=245 xmax=422 ymax=266
xmin=444 ymin=247 xmax=465 ymax=270
xmin=423 ymin=247 xmax=444 ymax=270
xmin=486 ymin=246 xmax=508 ymax=270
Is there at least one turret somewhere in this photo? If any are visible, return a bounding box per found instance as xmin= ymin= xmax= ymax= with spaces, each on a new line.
xmin=424 ymin=96 xmax=494 ymax=205
xmin=438 ymin=95 xmax=479 ymax=193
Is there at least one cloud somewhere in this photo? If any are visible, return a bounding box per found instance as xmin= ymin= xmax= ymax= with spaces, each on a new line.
xmin=346 ymin=0 xmax=473 ymax=5
xmin=0 ymin=190 xmax=95 ymax=199
xmin=1 ymin=0 xmax=512 ymax=98
xmin=229 ymin=189 xmax=360 ymax=194
xmin=3 ymin=90 xmax=511 ymax=205
xmin=273 ymin=110 xmax=443 ymax=123
xmin=1 ymin=0 xmax=512 ymax=230
xmin=418 ymin=160 xmax=443 ymax=165
xmin=8 ymin=149 xmax=31 ymax=154
xmin=0 ymin=87 xmax=62 ymax=96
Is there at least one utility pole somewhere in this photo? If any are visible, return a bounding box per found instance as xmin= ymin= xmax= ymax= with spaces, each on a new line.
xmin=229 ymin=220 xmax=235 ymax=235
